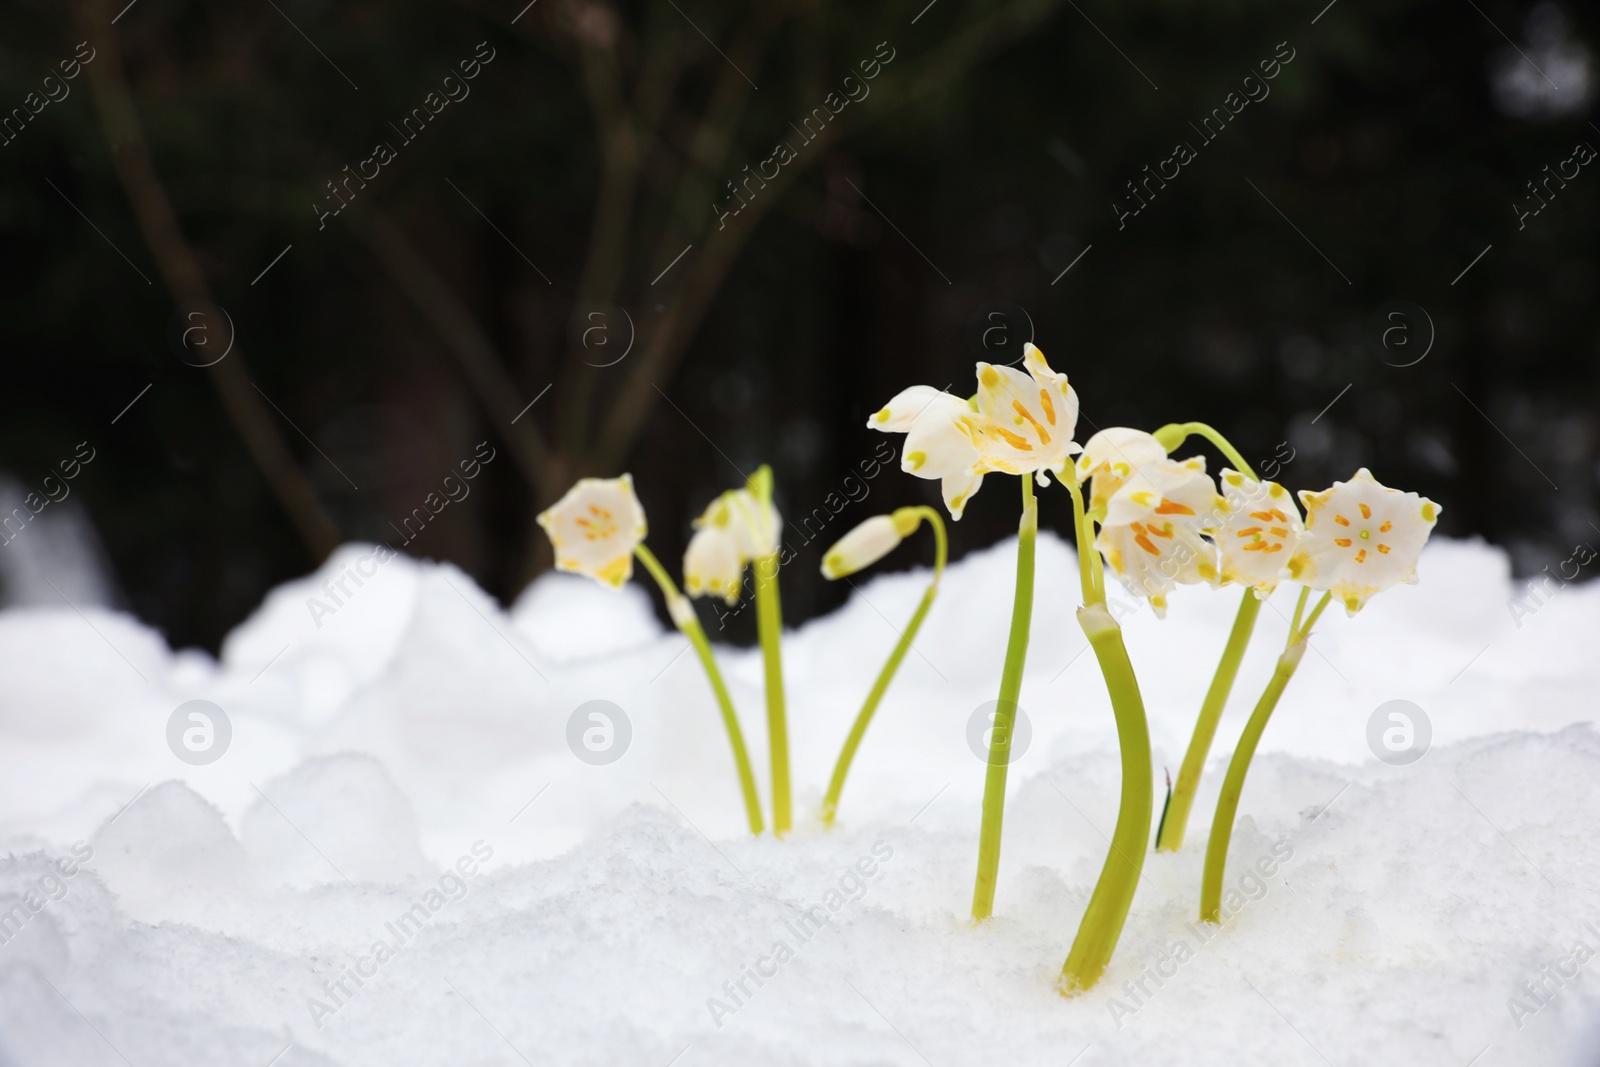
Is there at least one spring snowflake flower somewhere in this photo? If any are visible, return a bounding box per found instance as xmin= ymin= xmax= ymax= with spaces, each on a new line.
xmin=1096 ymin=457 xmax=1221 ymax=617
xmin=1214 ymin=469 xmax=1303 ymax=597
xmin=1290 ymin=468 xmax=1439 ymax=614
xmin=868 ymin=386 xmax=985 ymax=519
xmin=684 ymin=487 xmax=781 ymax=603
xmin=1075 ymin=427 xmax=1169 ymax=509
xmin=821 ymin=512 xmax=920 ymax=579
xmin=958 ymin=343 xmax=1081 ymax=484
xmin=535 ymin=475 xmax=647 ymax=589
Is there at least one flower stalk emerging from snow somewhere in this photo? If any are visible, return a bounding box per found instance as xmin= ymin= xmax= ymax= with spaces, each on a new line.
xmin=685 ymin=466 xmax=791 ymax=834
xmin=1059 ymin=473 xmax=1152 ymax=994
xmin=1199 ymin=469 xmax=1438 ymax=921
xmin=538 ymin=476 xmax=763 ymax=835
xmin=819 ymin=506 xmax=947 ymax=828
xmin=871 ymin=343 xmax=1080 ymax=919
xmin=1146 ymin=423 xmax=1291 ymax=854
xmin=971 ymin=471 xmax=1038 ymax=921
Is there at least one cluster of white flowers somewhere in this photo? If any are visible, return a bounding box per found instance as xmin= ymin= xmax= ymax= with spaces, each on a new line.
xmin=868 ymin=343 xmax=1439 ymax=619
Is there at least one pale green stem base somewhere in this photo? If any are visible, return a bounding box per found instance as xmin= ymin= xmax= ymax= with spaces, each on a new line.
xmin=634 ymin=544 xmax=763 ymax=835
xmin=1199 ymin=640 xmax=1305 ymax=923
xmin=754 ymin=552 xmax=790 ymax=836
xmin=1060 ymin=605 xmax=1153 ymax=993
xmin=1198 ymin=590 xmax=1328 ymax=923
xmin=971 ymin=474 xmax=1036 ymax=922
xmin=1156 ymin=590 xmax=1262 ymax=852
xmin=822 ymin=508 xmax=947 ymax=828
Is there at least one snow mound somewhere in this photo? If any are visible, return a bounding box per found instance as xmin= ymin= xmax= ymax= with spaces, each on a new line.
xmin=0 ymin=535 xmax=1596 ymax=1064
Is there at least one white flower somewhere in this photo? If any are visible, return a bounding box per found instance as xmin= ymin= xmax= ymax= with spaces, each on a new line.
xmin=683 ymin=483 xmax=782 ymax=602
xmin=1095 ymin=457 xmax=1221 ymax=618
xmin=684 ymin=525 xmax=745 ymax=603
xmin=535 ymin=475 xmax=647 ymax=589
xmin=957 ymin=343 xmax=1081 ymax=483
xmin=1074 ymin=427 xmax=1168 ymax=509
xmin=821 ymin=511 xmax=919 ymax=580
xmin=1290 ymin=468 xmax=1439 ymax=614
xmin=1214 ymin=469 xmax=1303 ymax=597
xmin=869 ymin=386 xmax=985 ymax=519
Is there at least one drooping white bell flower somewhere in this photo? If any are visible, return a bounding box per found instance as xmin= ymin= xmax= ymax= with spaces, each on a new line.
xmin=821 ymin=511 xmax=921 ymax=580
xmin=869 ymin=386 xmax=985 ymax=519
xmin=1214 ymin=469 xmax=1303 ymax=598
xmin=1290 ymin=468 xmax=1439 ymax=614
xmin=535 ymin=475 xmax=648 ymax=589
xmin=684 ymin=524 xmax=745 ymax=603
xmin=683 ymin=484 xmax=782 ymax=603
xmin=1074 ymin=426 xmax=1169 ymax=509
xmin=957 ymin=343 xmax=1081 ymax=484
xmin=1095 ymin=456 xmax=1221 ymax=617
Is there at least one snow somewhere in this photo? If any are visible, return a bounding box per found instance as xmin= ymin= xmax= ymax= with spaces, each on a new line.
xmin=0 ymin=533 xmax=1597 ymax=1065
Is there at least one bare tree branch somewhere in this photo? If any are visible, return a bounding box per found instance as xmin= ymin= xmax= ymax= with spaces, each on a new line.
xmin=74 ymin=0 xmax=341 ymax=561
xmin=356 ymin=208 xmax=562 ymax=496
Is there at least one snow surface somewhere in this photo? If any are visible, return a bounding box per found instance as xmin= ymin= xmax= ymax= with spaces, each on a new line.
xmin=1 ymin=534 xmax=1597 ymax=1066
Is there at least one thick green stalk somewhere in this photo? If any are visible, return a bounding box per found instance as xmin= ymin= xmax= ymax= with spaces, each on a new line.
xmin=971 ymin=473 xmax=1037 ymax=921
xmin=1199 ymin=639 xmax=1305 ymax=922
xmin=634 ymin=545 xmax=763 ymax=835
xmin=1059 ymin=604 xmax=1153 ymax=993
xmin=1175 ymin=421 xmax=1254 ymax=475
xmin=1155 ymin=590 xmax=1262 ymax=852
xmin=754 ymin=551 xmax=790 ymax=835
xmin=822 ymin=509 xmax=947 ymax=827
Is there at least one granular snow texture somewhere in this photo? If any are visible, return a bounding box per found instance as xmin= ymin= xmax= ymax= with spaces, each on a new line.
xmin=0 ymin=534 xmax=1596 ymax=1066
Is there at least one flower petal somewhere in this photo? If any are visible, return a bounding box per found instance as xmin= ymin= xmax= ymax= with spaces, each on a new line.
xmin=535 ymin=475 xmax=647 ymax=589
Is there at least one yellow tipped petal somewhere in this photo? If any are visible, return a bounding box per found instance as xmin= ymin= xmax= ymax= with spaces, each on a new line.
xmin=536 ymin=475 xmax=647 ymax=589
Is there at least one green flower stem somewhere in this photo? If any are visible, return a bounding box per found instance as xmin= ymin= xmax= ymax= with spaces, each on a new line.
xmin=971 ymin=473 xmax=1037 ymax=921
xmin=1149 ymin=420 xmax=1263 ymax=853
xmin=822 ymin=507 xmax=947 ymax=828
xmin=634 ymin=544 xmax=763 ymax=835
xmin=1198 ymin=590 xmax=1330 ymax=923
xmin=1155 ymin=590 xmax=1262 ymax=852
xmin=754 ymin=550 xmax=790 ymax=836
xmin=1060 ymin=603 xmax=1153 ymax=993
xmin=1062 ymin=475 xmax=1101 ymax=607
xmin=1175 ymin=421 xmax=1254 ymax=476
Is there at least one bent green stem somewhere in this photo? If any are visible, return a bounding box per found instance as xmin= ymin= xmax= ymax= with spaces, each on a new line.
xmin=1198 ymin=590 xmax=1330 ymax=922
xmin=1060 ymin=604 xmax=1152 ymax=993
xmin=634 ymin=544 xmax=763 ymax=835
xmin=1174 ymin=421 xmax=1254 ymax=476
xmin=971 ymin=473 xmax=1037 ymax=921
xmin=822 ymin=508 xmax=947 ymax=828
xmin=1155 ymin=590 xmax=1262 ymax=852
xmin=754 ymin=550 xmax=790 ymax=836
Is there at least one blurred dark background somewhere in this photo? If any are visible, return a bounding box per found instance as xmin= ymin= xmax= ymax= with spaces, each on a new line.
xmin=1 ymin=0 xmax=1596 ymax=651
